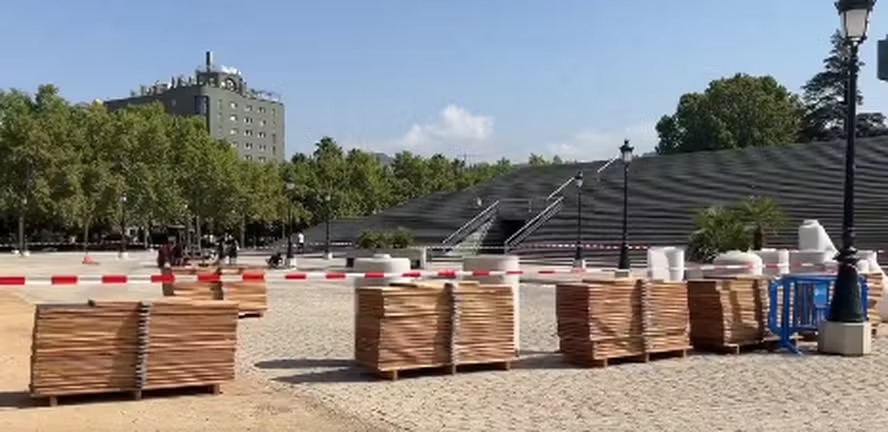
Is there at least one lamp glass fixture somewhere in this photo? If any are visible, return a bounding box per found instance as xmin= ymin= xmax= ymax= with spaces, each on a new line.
xmin=837 ymin=0 xmax=875 ymax=42
xmin=620 ymin=140 xmax=635 ymax=164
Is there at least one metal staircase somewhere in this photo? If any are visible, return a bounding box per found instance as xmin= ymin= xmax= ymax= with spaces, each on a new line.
xmin=504 ymin=197 xmax=564 ymax=252
xmin=439 ymin=200 xmax=500 ymax=254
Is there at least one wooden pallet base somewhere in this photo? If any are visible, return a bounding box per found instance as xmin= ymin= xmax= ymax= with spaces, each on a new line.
xmin=567 ymin=348 xmax=689 ymax=368
xmin=34 ymin=384 xmax=221 ymax=407
xmin=238 ymin=311 xmax=265 ymax=319
xmin=372 ymin=360 xmax=512 ymax=381
xmin=693 ymin=336 xmax=797 ymax=355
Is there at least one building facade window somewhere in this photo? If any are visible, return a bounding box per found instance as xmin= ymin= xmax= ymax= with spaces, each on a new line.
xmin=259 ymin=119 xmax=266 ymax=127
xmin=272 ymin=146 xmax=276 ymax=155
xmin=231 ymin=141 xmax=238 ymax=147
xmin=193 ymin=95 xmax=209 ymax=115
xmin=258 ymin=106 xmax=266 ymax=113
xmin=244 ymin=117 xmax=253 ymax=124
xmin=271 ymin=134 xmax=277 ymax=144
xmin=259 ymin=144 xmax=267 ymax=151
xmin=245 ymin=105 xmax=253 ymax=112
xmin=229 ymin=114 xmax=237 ymax=122
xmin=229 ymin=101 xmax=237 ymax=109
xmin=244 ymin=129 xmax=253 ymax=136
xmin=258 ymin=131 xmax=266 ymax=138
xmin=258 ymin=156 xmax=266 ymax=162
xmin=245 ymin=143 xmax=253 ymax=150
xmin=245 ymin=155 xmax=252 ymax=161
xmin=230 ymin=128 xmax=238 ymax=135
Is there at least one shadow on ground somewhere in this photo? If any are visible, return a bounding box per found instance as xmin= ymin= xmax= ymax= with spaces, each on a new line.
xmin=255 ymin=358 xmax=353 ymax=369
xmin=0 ymin=391 xmax=35 ymax=409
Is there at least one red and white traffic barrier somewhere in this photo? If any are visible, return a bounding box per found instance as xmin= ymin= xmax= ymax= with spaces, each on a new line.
xmin=0 ymin=262 xmax=842 ymax=286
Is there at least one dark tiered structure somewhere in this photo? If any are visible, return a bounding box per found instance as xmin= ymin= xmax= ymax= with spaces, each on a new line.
xmin=304 ymin=137 xmax=888 ymax=264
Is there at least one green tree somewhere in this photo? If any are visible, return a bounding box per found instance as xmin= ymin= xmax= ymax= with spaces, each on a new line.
xmin=736 ymin=195 xmax=785 ymax=250
xmin=687 ymin=206 xmax=750 ymax=263
xmin=800 ymin=31 xmax=888 ymax=142
xmin=70 ymin=102 xmax=116 ymax=251
xmin=656 ymin=73 xmax=803 ymax=155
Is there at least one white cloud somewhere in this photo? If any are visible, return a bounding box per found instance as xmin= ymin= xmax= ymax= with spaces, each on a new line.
xmin=545 ymin=121 xmax=659 ymax=162
xmin=366 ymin=105 xmax=495 ymax=157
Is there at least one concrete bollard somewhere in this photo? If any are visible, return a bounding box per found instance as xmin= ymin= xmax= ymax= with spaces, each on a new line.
xmin=462 ymin=255 xmax=521 ymax=353
xmin=752 ymin=249 xmax=790 ymax=276
xmin=710 ymin=251 xmax=763 ymax=278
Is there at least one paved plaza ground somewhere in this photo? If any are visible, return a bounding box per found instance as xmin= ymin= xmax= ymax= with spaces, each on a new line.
xmin=2 ymin=252 xmax=888 ymax=431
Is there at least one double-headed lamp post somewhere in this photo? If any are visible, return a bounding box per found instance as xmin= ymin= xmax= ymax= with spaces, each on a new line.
xmin=324 ymin=193 xmax=332 ymax=260
xmin=573 ymin=171 xmax=585 ymax=268
xmin=119 ymin=193 xmax=128 ymax=259
xmin=285 ymin=182 xmax=295 ymax=267
xmin=828 ymin=0 xmax=874 ymax=325
xmin=617 ymin=140 xmax=634 ymax=271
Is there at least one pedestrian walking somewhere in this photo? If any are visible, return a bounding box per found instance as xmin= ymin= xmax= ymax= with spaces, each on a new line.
xmin=297 ymin=231 xmax=305 ymax=255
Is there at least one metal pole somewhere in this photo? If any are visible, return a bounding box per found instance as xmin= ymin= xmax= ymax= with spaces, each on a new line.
xmin=618 ymin=162 xmax=630 ymax=270
xmin=829 ymin=42 xmax=865 ymax=323
xmin=574 ymin=186 xmax=583 ymax=264
xmin=120 ymin=205 xmax=127 ymax=257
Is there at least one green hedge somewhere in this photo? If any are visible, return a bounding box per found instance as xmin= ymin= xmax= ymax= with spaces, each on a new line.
xmin=356 ymin=228 xmax=414 ymax=250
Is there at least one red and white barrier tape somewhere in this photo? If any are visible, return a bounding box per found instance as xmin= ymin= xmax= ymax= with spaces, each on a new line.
xmin=0 ymin=262 xmax=841 ymax=286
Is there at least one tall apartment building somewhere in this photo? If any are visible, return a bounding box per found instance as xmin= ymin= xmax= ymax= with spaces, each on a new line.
xmin=104 ymin=51 xmax=285 ymax=162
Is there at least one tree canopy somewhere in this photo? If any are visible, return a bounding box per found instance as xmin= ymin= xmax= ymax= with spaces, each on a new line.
xmin=655 ymin=74 xmax=804 ymax=155
xmin=657 ymin=32 xmax=888 ymax=155
xmin=0 ymin=85 xmax=544 ymax=246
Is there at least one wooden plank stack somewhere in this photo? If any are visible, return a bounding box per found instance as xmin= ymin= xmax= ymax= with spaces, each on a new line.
xmin=355 ymin=281 xmax=514 ymax=379
xmin=162 ymin=266 xmax=221 ymax=300
xmin=686 ymin=276 xmax=771 ymax=350
xmin=555 ymin=278 xmax=690 ymax=367
xmin=29 ymin=298 xmax=239 ymax=405
xmin=218 ymin=266 xmax=268 ymax=316
xmin=30 ymin=301 xmax=141 ymax=399
xmin=142 ymin=299 xmax=239 ymax=389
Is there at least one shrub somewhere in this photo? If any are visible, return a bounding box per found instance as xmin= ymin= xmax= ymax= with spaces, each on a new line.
xmin=357 ymin=230 xmax=387 ymax=250
xmin=686 ymin=196 xmax=786 ymax=263
xmin=389 ymin=227 xmax=413 ymax=249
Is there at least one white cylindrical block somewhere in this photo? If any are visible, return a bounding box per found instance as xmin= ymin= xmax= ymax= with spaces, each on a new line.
xmin=664 ymin=248 xmax=685 ymax=282
xmin=353 ymin=256 xmax=413 ymax=337
xmin=711 ymin=250 xmax=763 ymax=277
xmin=646 ymin=247 xmax=669 ymax=281
xmin=462 ymin=255 xmax=521 ymax=352
xmin=753 ymin=249 xmax=790 ymax=276
xmin=798 ymin=219 xmax=837 ymax=253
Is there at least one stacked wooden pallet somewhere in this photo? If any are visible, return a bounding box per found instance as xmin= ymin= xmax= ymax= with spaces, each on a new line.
xmin=218 ymin=266 xmax=267 ymax=316
xmin=30 ymin=301 xmax=141 ymax=400
xmin=686 ymin=277 xmax=771 ymax=351
xmin=162 ymin=266 xmax=221 ymax=300
xmin=142 ymin=299 xmax=239 ymax=389
xmin=355 ymin=281 xmax=514 ymax=379
xmin=555 ymin=278 xmax=690 ymax=367
xmin=29 ymin=299 xmax=239 ymax=405
xmin=865 ymin=272 xmax=883 ymax=330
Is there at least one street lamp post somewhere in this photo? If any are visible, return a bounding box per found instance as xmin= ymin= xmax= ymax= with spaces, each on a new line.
xmin=573 ymin=171 xmax=585 ymax=268
xmin=828 ymin=0 xmax=874 ymax=325
xmin=119 ymin=193 xmax=128 ymax=259
xmin=285 ymin=182 xmax=295 ymax=267
xmin=324 ymin=193 xmax=332 ymax=260
xmin=617 ymin=140 xmax=634 ymax=271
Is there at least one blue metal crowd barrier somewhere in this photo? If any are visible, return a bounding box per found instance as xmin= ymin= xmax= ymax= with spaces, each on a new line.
xmin=768 ymin=274 xmax=869 ymax=354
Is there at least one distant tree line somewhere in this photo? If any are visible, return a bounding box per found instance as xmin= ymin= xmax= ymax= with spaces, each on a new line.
xmin=0 ymin=86 xmax=569 ymax=247
xmin=655 ymin=31 xmax=887 ymax=155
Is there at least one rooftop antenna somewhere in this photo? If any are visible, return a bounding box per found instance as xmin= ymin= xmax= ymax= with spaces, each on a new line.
xmin=205 ymin=51 xmax=213 ymax=72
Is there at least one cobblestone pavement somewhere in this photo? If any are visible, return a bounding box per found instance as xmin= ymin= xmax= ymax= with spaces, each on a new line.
xmin=238 ymin=281 xmax=888 ymax=432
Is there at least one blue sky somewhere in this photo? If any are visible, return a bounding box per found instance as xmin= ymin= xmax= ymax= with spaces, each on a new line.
xmin=4 ymin=0 xmax=888 ymax=162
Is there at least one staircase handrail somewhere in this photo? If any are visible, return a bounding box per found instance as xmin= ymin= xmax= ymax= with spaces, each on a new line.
xmin=441 ymin=200 xmax=500 ymax=246
xmin=504 ymin=196 xmax=564 ymax=248
xmin=545 ymin=156 xmax=618 ymax=200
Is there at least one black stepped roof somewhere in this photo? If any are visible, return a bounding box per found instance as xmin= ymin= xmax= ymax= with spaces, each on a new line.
xmin=302 ymin=162 xmax=603 ymax=245
xmin=522 ymin=137 xmax=888 ymax=261
xmin=305 ymin=137 xmax=888 ymax=264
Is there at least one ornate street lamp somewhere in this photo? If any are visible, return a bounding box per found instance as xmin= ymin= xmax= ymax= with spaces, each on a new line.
xmin=119 ymin=193 xmax=128 ymax=259
xmin=324 ymin=193 xmax=332 ymax=259
xmin=285 ymin=182 xmax=295 ymax=267
xmin=617 ymin=140 xmax=634 ymax=271
xmin=828 ymin=0 xmax=875 ymax=324
xmin=573 ymin=171 xmax=585 ymax=268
